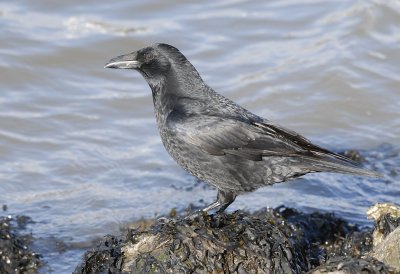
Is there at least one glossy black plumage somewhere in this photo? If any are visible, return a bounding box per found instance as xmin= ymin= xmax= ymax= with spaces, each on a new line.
xmin=105 ymin=43 xmax=379 ymax=213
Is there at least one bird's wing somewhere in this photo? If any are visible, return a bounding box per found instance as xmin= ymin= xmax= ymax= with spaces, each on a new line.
xmin=167 ymin=112 xmax=381 ymax=177
xmin=253 ymin=120 xmax=358 ymax=164
xmin=168 ymin=114 xmax=327 ymax=162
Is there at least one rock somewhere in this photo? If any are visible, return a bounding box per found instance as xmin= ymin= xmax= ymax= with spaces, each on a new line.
xmin=368 ymin=203 xmax=400 ymax=271
xmin=0 ymin=215 xmax=42 ymax=274
xmin=74 ymin=234 xmax=123 ymax=274
xmin=76 ymin=211 xmax=306 ymax=273
xmin=74 ymin=207 xmax=395 ymax=273
xmin=367 ymin=203 xmax=400 ymax=221
xmin=372 ymin=227 xmax=400 ymax=272
xmin=309 ymin=256 xmax=389 ymax=274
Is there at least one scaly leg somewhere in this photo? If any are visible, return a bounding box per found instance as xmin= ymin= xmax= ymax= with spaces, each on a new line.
xmin=185 ymin=189 xmax=237 ymax=220
xmin=202 ymin=189 xmax=236 ymax=213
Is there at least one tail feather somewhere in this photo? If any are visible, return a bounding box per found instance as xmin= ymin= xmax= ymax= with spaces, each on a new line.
xmin=301 ymin=155 xmax=381 ymax=178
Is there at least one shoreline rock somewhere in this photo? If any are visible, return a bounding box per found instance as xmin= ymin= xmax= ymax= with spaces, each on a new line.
xmin=368 ymin=203 xmax=400 ymax=271
xmin=0 ymin=215 xmax=42 ymax=274
xmin=73 ymin=205 xmax=399 ymax=273
xmin=2 ymin=203 xmax=398 ymax=273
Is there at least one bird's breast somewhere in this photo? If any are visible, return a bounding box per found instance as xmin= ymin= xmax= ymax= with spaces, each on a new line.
xmin=158 ymin=127 xmax=196 ymax=170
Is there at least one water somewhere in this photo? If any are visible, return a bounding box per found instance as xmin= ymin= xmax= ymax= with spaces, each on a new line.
xmin=0 ymin=0 xmax=399 ymax=272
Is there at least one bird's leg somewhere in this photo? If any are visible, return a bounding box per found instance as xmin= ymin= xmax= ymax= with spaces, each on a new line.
xmin=185 ymin=190 xmax=236 ymax=221
xmin=202 ymin=189 xmax=236 ymax=213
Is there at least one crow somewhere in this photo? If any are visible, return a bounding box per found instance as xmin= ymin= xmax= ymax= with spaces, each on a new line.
xmin=105 ymin=43 xmax=379 ymax=213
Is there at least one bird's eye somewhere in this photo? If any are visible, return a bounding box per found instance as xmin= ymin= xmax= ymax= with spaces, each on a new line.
xmin=144 ymin=52 xmax=154 ymax=62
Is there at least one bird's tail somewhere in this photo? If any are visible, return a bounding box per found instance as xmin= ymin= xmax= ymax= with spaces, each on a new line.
xmin=301 ymin=156 xmax=381 ymax=178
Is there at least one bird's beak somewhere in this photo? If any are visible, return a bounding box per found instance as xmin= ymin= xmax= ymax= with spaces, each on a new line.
xmin=104 ymin=52 xmax=140 ymax=69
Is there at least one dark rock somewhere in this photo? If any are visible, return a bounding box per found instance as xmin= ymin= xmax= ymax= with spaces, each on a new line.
xmin=76 ymin=211 xmax=305 ymax=273
xmin=0 ymin=215 xmax=42 ymax=274
xmin=73 ymin=235 xmax=124 ymax=274
xmin=74 ymin=206 xmax=396 ymax=273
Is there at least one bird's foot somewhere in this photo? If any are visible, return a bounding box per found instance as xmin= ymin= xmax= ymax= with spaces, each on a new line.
xmin=183 ymin=209 xmax=208 ymax=223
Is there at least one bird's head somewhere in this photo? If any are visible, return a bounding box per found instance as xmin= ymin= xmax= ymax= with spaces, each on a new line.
xmin=105 ymin=43 xmax=203 ymax=93
xmin=105 ymin=44 xmax=171 ymax=82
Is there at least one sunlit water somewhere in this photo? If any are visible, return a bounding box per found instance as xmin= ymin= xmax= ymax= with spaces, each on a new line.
xmin=0 ymin=0 xmax=399 ymax=272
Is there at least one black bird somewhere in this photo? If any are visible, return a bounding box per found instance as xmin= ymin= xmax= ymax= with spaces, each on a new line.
xmin=105 ymin=43 xmax=379 ymax=213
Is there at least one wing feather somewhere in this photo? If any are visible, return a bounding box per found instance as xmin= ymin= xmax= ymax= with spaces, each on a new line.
xmin=165 ymin=100 xmax=379 ymax=177
xmin=169 ymin=114 xmax=310 ymax=161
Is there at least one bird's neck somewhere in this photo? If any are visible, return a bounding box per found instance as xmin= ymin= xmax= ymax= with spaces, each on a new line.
xmin=150 ymin=77 xmax=179 ymax=128
xmin=149 ymin=69 xmax=207 ymax=125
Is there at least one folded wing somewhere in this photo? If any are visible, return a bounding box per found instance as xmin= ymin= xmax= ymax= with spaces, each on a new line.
xmin=168 ymin=112 xmax=380 ymax=177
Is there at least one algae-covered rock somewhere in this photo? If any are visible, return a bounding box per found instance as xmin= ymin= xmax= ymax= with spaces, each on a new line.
xmin=0 ymin=215 xmax=42 ymax=274
xmin=77 ymin=211 xmax=306 ymax=273
xmin=74 ymin=206 xmax=396 ymax=274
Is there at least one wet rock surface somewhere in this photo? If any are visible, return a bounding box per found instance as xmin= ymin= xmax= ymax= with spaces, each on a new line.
xmin=0 ymin=215 xmax=42 ymax=274
xmin=74 ymin=206 xmax=397 ymax=274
